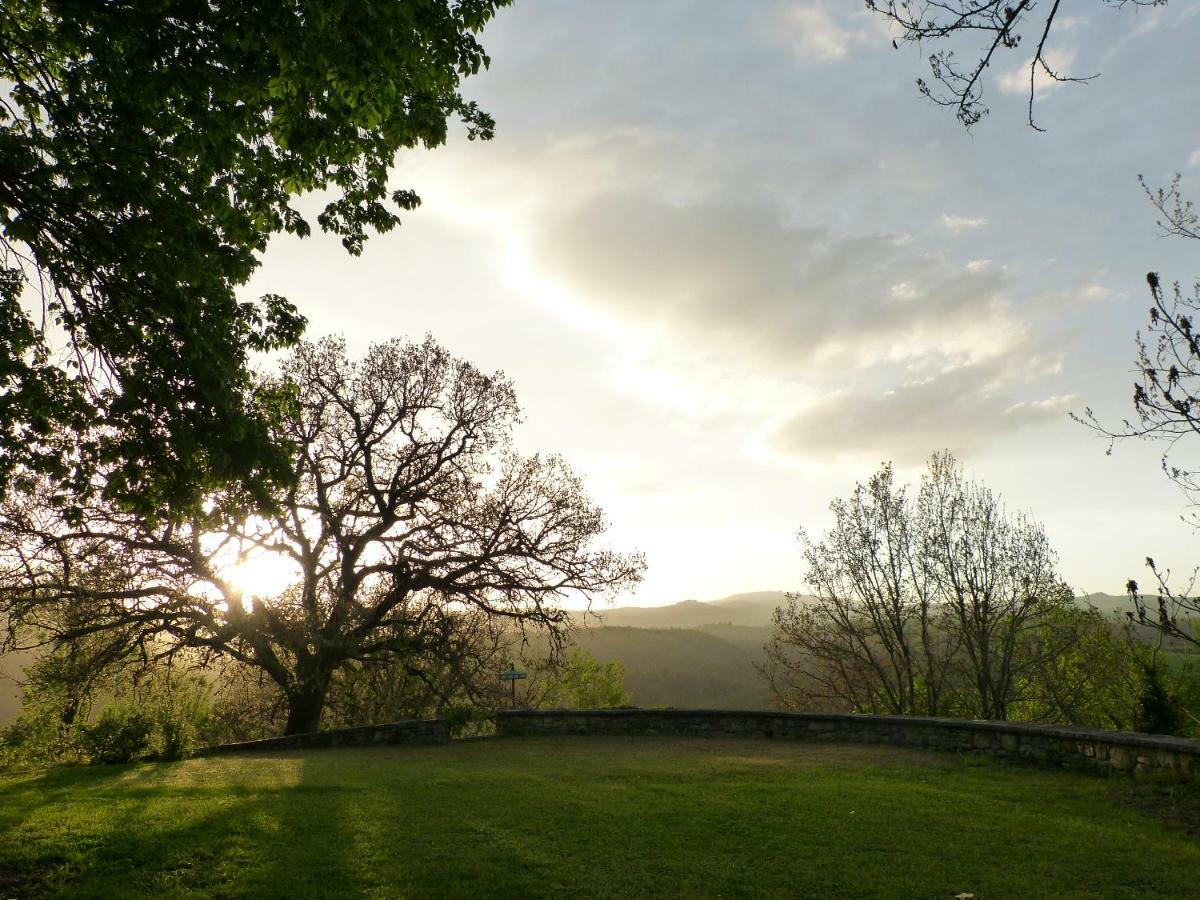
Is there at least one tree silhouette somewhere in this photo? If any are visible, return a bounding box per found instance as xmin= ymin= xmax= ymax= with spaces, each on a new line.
xmin=0 ymin=337 xmax=643 ymax=734
xmin=867 ymin=0 xmax=1167 ymax=129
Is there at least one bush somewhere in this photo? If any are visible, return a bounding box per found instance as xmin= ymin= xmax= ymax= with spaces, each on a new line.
xmin=143 ymin=674 xmax=212 ymax=760
xmin=80 ymin=707 xmax=154 ymax=765
xmin=0 ymin=707 xmax=85 ymax=771
xmin=441 ymin=704 xmax=495 ymax=739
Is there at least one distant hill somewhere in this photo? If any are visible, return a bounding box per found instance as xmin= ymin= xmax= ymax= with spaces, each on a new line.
xmin=585 ymin=590 xmax=793 ymax=630
xmin=559 ymin=591 xmax=791 ymax=709
xmin=573 ymin=626 xmax=772 ymax=709
xmin=1077 ymin=593 xmax=1133 ymax=617
xmin=562 ymin=590 xmax=1159 ymax=712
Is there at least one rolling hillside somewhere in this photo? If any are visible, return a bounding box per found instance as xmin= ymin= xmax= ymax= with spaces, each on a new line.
xmin=586 ymin=590 xmax=789 ymax=629
xmin=574 ymin=626 xmax=772 ymax=709
xmin=567 ymin=591 xmax=792 ymax=709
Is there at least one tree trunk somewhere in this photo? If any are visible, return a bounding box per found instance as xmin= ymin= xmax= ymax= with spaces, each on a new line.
xmin=284 ymin=674 xmax=330 ymax=736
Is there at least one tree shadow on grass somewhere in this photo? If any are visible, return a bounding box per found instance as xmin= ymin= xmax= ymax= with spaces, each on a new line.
xmin=0 ymin=755 xmax=371 ymax=898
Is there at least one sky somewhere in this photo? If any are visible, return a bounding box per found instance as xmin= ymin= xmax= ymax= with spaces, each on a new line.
xmin=245 ymin=0 xmax=1200 ymax=607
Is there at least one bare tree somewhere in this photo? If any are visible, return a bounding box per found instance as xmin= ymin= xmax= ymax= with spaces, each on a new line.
xmin=768 ymin=453 xmax=1074 ymax=720
xmin=919 ymin=451 xmax=1076 ymax=720
xmin=1072 ymin=175 xmax=1200 ymax=646
xmin=0 ymin=337 xmax=644 ymax=734
xmin=767 ymin=463 xmax=954 ymax=715
xmin=867 ymin=0 xmax=1168 ymax=129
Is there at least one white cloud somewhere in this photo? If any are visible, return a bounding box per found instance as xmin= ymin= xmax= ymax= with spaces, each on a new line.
xmin=406 ymin=131 xmax=1068 ymax=459
xmin=1078 ymin=284 xmax=1111 ymax=302
xmin=941 ymin=213 xmax=988 ymax=233
xmin=1188 ymin=149 xmax=1200 ymax=169
xmin=998 ymin=48 xmax=1080 ymax=97
xmin=762 ymin=362 xmax=1075 ymax=464
xmin=773 ymin=3 xmax=881 ymax=64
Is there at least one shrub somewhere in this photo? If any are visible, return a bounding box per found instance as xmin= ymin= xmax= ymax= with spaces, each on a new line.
xmin=80 ymin=707 xmax=154 ymax=765
xmin=441 ymin=704 xmax=495 ymax=739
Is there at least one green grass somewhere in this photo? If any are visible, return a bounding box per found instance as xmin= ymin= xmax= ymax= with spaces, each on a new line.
xmin=1 ymin=736 xmax=1198 ymax=899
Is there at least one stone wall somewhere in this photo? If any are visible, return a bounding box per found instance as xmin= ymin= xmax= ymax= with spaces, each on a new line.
xmin=197 ymin=718 xmax=448 ymax=756
xmin=496 ymin=709 xmax=1199 ymax=780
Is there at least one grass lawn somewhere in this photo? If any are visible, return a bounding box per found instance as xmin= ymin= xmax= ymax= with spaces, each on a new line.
xmin=1 ymin=736 xmax=1198 ymax=899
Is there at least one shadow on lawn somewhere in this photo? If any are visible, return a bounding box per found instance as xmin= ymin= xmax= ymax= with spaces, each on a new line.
xmin=0 ymin=755 xmax=371 ymax=897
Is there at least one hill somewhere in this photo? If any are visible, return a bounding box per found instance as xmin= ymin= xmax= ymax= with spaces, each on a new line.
xmin=573 ymin=626 xmax=771 ymax=709
xmin=587 ymin=590 xmax=790 ymax=630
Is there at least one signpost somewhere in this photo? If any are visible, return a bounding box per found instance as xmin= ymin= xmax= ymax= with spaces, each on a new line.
xmin=499 ymin=663 xmax=527 ymax=709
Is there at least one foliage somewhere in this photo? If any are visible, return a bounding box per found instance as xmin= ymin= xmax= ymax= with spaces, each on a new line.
xmin=768 ymin=452 xmax=1075 ymax=720
xmin=0 ymin=703 xmax=79 ymax=770
xmin=439 ymin=703 xmax=496 ymax=739
xmin=1011 ymin=606 xmax=1147 ymax=730
xmin=199 ymin=661 xmax=288 ymax=745
xmin=1 ymin=739 xmax=1198 ymax=897
xmin=867 ymin=0 xmax=1168 ymax=129
xmin=534 ymin=648 xmax=630 ymax=709
xmin=1 ymin=659 xmax=214 ymax=768
xmin=0 ymin=337 xmax=644 ymax=736
xmin=78 ymin=706 xmax=154 ymax=765
xmin=322 ymin=610 xmax=513 ymax=729
xmin=0 ymin=0 xmax=511 ymax=516
xmin=1136 ymin=660 xmax=1188 ymax=736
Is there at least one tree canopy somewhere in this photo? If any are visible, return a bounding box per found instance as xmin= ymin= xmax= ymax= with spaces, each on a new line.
xmin=0 ymin=0 xmax=511 ymax=517
xmin=0 ymin=337 xmax=644 ymax=734
xmin=767 ymin=452 xmax=1077 ymax=720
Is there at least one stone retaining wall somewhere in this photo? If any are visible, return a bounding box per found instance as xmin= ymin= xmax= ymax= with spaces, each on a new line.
xmin=197 ymin=718 xmax=448 ymax=756
xmin=496 ymin=709 xmax=1199 ymax=780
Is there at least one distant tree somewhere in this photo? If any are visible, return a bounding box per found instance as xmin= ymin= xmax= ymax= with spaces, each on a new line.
xmin=768 ymin=452 xmax=1075 ymax=721
xmin=0 ymin=337 xmax=644 ymax=735
xmin=1013 ymin=606 xmax=1146 ymax=730
xmin=919 ymin=451 xmax=1076 ymax=720
xmin=534 ymin=648 xmax=630 ymax=709
xmin=0 ymin=1 xmax=511 ymax=517
xmin=867 ymin=0 xmax=1169 ymax=129
xmin=767 ymin=462 xmax=955 ymax=716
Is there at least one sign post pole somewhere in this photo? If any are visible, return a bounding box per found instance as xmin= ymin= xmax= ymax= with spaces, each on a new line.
xmin=499 ymin=663 xmax=527 ymax=710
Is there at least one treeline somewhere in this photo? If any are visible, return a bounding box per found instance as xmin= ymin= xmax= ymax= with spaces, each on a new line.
xmin=764 ymin=453 xmax=1200 ymax=736
xmin=0 ymin=624 xmax=628 ymax=769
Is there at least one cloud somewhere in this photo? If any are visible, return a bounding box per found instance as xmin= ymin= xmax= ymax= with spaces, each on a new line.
xmin=761 ymin=359 xmax=1075 ymax=464
xmin=997 ymin=48 xmax=1080 ymax=97
xmin=406 ymin=131 xmax=1069 ymax=458
xmin=772 ymin=3 xmax=882 ymax=64
xmin=942 ymin=214 xmax=988 ymax=233
xmin=1077 ymin=284 xmax=1110 ymax=302
xmin=1188 ymin=149 xmax=1200 ymax=170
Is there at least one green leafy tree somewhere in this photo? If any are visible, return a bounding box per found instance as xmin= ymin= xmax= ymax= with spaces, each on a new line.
xmin=1013 ymin=606 xmax=1146 ymax=730
xmin=0 ymin=0 xmax=511 ymax=516
xmin=537 ymin=648 xmax=630 ymax=709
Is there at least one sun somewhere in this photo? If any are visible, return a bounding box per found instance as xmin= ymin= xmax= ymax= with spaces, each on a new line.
xmin=224 ymin=551 xmax=300 ymax=601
